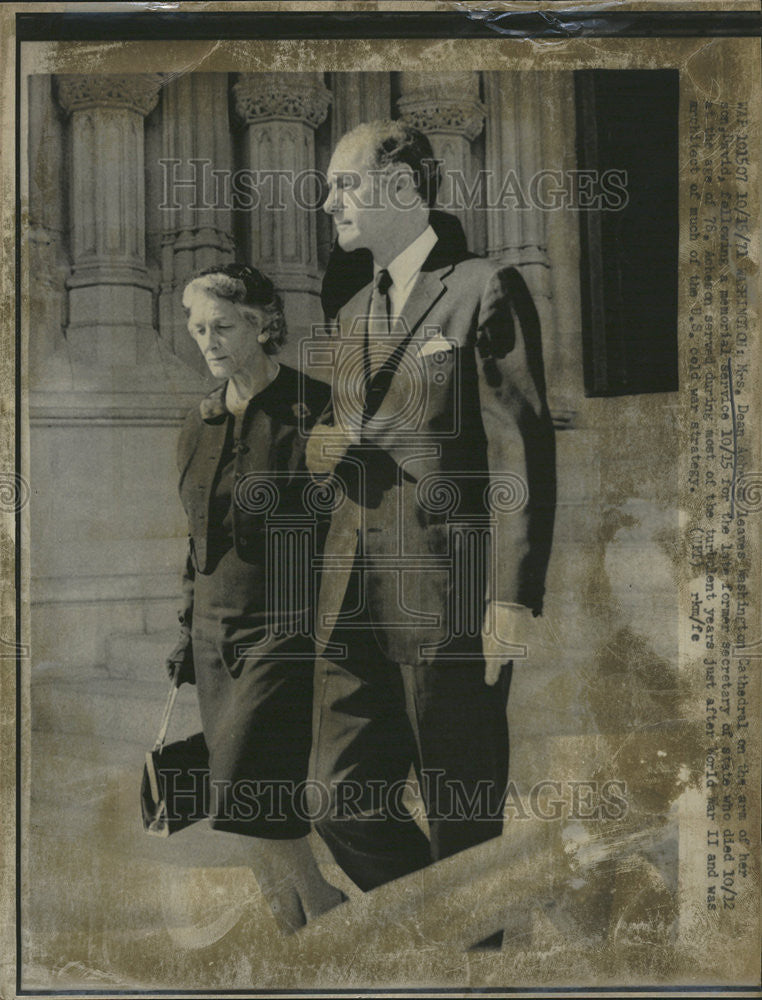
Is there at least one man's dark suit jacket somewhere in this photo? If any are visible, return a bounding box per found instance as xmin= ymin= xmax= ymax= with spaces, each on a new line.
xmin=314 ymin=222 xmax=556 ymax=667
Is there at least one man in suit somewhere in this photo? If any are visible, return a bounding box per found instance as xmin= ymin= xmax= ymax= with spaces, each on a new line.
xmin=305 ymin=120 xmax=556 ymax=893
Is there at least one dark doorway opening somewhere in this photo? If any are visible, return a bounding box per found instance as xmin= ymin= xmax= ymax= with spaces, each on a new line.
xmin=575 ymin=70 xmax=679 ymax=396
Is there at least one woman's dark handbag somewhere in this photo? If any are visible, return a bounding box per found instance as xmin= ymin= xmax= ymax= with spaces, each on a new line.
xmin=140 ymin=677 xmax=209 ymax=837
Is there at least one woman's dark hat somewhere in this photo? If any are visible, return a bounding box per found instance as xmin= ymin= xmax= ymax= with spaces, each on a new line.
xmin=198 ymin=263 xmax=277 ymax=307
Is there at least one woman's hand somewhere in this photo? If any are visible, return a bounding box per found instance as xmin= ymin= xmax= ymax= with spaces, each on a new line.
xmin=165 ymin=628 xmax=195 ymax=687
xmin=306 ymin=423 xmax=353 ymax=477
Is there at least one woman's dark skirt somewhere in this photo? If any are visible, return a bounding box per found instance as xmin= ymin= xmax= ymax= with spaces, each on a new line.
xmin=192 ymin=544 xmax=314 ymax=840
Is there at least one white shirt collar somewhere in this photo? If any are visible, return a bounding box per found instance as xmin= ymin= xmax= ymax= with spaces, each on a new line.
xmin=374 ymin=224 xmax=437 ymax=296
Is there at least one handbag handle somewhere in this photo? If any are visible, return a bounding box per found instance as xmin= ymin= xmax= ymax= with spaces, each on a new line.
xmin=153 ymin=676 xmax=181 ymax=753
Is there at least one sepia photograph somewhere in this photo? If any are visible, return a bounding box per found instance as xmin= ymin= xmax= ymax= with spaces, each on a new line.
xmin=2 ymin=3 xmax=760 ymax=996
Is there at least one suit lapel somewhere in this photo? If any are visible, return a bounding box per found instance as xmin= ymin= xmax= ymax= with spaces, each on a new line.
xmin=362 ymin=264 xmax=453 ymax=433
xmin=190 ymin=418 xmax=228 ymax=492
xmin=185 ymin=390 xmax=229 ymax=507
xmin=337 ymin=229 xmax=463 ymax=436
xmin=370 ymin=265 xmax=451 ymax=375
xmin=400 ymin=264 xmax=452 ymax=335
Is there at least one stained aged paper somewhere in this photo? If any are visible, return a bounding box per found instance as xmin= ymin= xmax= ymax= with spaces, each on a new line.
xmin=1 ymin=2 xmax=761 ymax=996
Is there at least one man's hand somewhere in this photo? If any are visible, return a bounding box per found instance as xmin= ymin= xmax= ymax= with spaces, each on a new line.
xmin=482 ymin=601 xmax=534 ymax=685
xmin=165 ymin=628 xmax=194 ymax=687
xmin=306 ymin=424 xmax=354 ymax=477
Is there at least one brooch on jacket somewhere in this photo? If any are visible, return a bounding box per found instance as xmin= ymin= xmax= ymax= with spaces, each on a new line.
xmin=199 ymin=384 xmax=228 ymax=424
xmin=291 ymin=401 xmax=310 ymax=420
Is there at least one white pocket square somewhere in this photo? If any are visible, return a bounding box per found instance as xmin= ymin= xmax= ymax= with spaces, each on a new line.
xmin=418 ymin=337 xmax=455 ymax=358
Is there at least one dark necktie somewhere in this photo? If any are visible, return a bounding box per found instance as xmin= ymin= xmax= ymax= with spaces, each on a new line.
xmin=364 ymin=268 xmax=393 ymax=389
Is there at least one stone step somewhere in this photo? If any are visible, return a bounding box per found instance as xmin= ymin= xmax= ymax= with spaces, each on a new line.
xmin=31 ymin=672 xmax=203 ymax=746
xmin=25 ymin=820 xmax=263 ymax=942
xmin=30 ymin=729 xmax=147 ymax=769
xmin=105 ymin=629 xmax=180 ymax=682
xmin=27 ymin=731 xmax=246 ymax=876
xmin=27 ymin=734 xmax=342 ymax=867
xmin=24 ymin=738 xmax=341 ymax=956
xmin=30 ymin=733 xmax=154 ymax=813
xmin=28 ymin=786 xmax=243 ymax=869
xmin=26 ymin=726 xmax=358 ymax=890
xmin=24 ymin=848 xmax=282 ymax=989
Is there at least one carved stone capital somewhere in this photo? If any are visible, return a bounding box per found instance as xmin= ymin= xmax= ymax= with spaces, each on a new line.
xmin=233 ymin=73 xmax=331 ymax=129
xmin=398 ymin=72 xmax=485 ymax=142
xmin=55 ymin=74 xmax=163 ymax=117
xmin=398 ymin=94 xmax=487 ymax=142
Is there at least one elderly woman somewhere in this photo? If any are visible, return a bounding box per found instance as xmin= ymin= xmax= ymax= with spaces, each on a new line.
xmin=165 ymin=263 xmax=343 ymax=933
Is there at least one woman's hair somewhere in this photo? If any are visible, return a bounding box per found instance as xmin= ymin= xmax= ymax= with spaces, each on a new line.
xmin=181 ymin=263 xmax=286 ymax=354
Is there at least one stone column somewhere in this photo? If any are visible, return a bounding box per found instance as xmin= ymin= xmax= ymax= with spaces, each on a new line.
xmin=27 ymin=75 xmax=69 ymax=388
xmin=55 ymin=74 xmax=162 ymax=368
xmin=483 ymin=73 xmax=550 ymax=315
xmin=397 ymin=72 xmax=487 ymax=253
xmin=233 ymin=72 xmax=331 ymax=343
xmin=540 ymin=72 xmax=585 ymax=423
xmin=330 ymin=72 xmax=391 ymax=144
xmin=483 ymin=71 xmax=582 ymax=424
xmin=156 ymin=73 xmax=235 ymax=371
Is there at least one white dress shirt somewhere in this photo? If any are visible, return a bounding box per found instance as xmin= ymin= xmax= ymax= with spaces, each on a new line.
xmin=374 ymin=224 xmax=438 ymax=317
